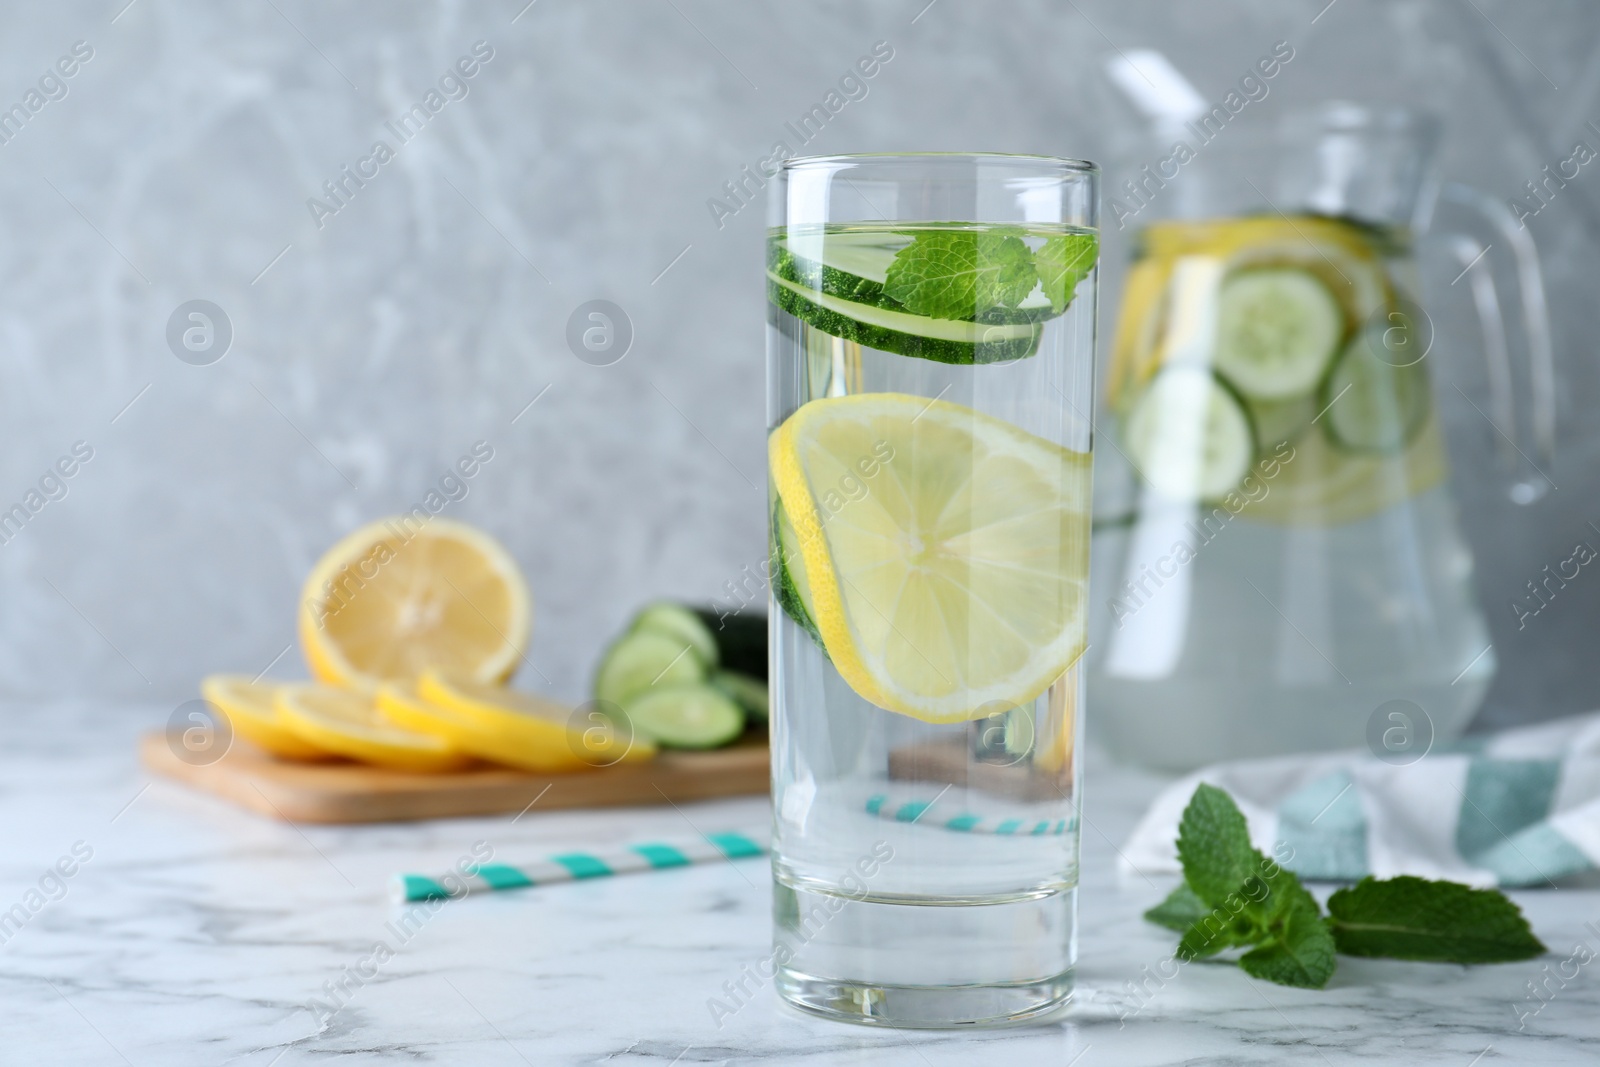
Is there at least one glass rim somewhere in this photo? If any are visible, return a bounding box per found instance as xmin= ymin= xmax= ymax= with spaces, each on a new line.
xmin=779 ymin=151 xmax=1099 ymax=176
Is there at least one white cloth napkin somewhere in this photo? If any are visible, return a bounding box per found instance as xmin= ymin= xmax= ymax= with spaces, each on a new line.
xmin=1121 ymin=711 xmax=1600 ymax=887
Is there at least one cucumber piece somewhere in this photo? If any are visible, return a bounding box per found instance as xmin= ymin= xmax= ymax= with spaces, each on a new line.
xmin=593 ymin=629 xmax=708 ymax=707
xmin=690 ymin=607 xmax=766 ymax=680
xmin=1125 ymin=366 xmax=1255 ymax=500
xmin=1321 ymin=336 xmax=1431 ymax=454
xmin=771 ymin=494 xmax=825 ymax=648
xmin=710 ymin=670 xmax=768 ymax=720
xmin=623 ymin=683 xmax=745 ymax=749
xmin=1247 ymin=395 xmax=1317 ymax=451
xmin=768 ymin=269 xmax=1043 ymax=365
xmin=1214 ymin=268 xmax=1344 ymax=400
xmin=774 ymin=231 xmax=1057 ymax=325
xmin=630 ymin=602 xmax=718 ymax=669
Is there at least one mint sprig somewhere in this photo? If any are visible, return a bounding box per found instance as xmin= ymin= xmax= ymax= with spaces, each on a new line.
xmin=1035 ymin=233 xmax=1098 ymax=314
xmin=883 ymin=231 xmax=1037 ymax=321
xmin=1144 ymin=785 xmax=1546 ymax=989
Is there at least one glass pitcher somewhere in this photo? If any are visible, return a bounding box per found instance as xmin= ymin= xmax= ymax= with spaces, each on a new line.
xmin=1089 ymin=102 xmax=1556 ymax=770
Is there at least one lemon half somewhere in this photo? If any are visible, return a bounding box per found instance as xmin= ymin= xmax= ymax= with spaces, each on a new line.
xmin=299 ymin=517 xmax=531 ymax=693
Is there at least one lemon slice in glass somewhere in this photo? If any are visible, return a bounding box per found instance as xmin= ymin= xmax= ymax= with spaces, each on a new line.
xmin=276 ymin=683 xmax=469 ymax=772
xmin=298 ymin=517 xmax=531 ymax=694
xmin=769 ymin=393 xmax=1091 ymax=723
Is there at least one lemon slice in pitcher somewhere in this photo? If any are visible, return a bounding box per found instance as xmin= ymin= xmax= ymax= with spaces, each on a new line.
xmin=769 ymin=393 xmax=1091 ymax=723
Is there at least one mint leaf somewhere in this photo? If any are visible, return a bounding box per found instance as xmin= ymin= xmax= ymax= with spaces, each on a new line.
xmin=883 ymin=231 xmax=1037 ymax=321
xmin=1178 ymin=911 xmax=1264 ymax=961
xmin=1239 ymin=889 xmax=1338 ymax=989
xmin=1176 ymin=783 xmax=1263 ymax=911
xmin=1326 ymin=876 xmax=1547 ymax=963
xmin=1144 ymin=883 xmax=1210 ymax=932
xmin=1035 ymin=233 xmax=1098 ymax=314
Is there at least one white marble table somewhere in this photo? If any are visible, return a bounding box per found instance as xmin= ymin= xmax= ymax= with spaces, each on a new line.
xmin=2 ymin=700 xmax=1597 ymax=1065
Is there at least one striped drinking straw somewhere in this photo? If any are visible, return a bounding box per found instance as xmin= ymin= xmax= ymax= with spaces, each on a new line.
xmin=392 ymin=829 xmax=768 ymax=903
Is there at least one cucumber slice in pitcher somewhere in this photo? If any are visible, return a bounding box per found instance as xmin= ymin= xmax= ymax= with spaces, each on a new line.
xmin=623 ymin=683 xmax=746 ymax=749
xmin=1321 ymin=336 xmax=1431 ymax=453
xmin=593 ymin=629 xmax=708 ymax=708
xmin=1214 ymin=268 xmax=1344 ymax=400
xmin=1125 ymin=366 xmax=1255 ymax=500
xmin=1247 ymin=395 xmax=1318 ymax=451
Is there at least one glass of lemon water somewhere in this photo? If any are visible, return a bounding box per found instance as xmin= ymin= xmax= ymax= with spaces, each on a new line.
xmin=765 ymin=154 xmax=1099 ymax=1027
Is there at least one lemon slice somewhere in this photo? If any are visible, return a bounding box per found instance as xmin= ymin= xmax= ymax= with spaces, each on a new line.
xmin=200 ymin=674 xmax=329 ymax=760
xmin=276 ymin=683 xmax=469 ymax=772
xmin=417 ymin=670 xmax=654 ymax=768
xmin=770 ymin=393 xmax=1091 ymax=723
xmin=299 ymin=517 xmax=531 ymax=693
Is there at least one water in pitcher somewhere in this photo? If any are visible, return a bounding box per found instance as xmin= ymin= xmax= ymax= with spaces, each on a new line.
xmin=765 ymin=219 xmax=1097 ymax=1023
xmin=1090 ymin=215 xmax=1493 ymax=770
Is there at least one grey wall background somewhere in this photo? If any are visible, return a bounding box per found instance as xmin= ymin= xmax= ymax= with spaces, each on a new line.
xmin=0 ymin=0 xmax=1595 ymax=731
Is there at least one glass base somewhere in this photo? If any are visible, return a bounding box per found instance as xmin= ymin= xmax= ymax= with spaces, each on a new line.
xmin=771 ymin=881 xmax=1077 ymax=1027
xmin=775 ymin=968 xmax=1073 ymax=1028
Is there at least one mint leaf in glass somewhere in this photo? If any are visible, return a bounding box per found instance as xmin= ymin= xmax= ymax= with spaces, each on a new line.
xmin=883 ymin=231 xmax=1037 ymax=321
xmin=1326 ymin=875 xmax=1547 ymax=963
xmin=1036 ymin=233 xmax=1098 ymax=314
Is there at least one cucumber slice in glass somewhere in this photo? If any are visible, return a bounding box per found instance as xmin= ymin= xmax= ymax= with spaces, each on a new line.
xmin=771 ymin=494 xmax=824 ymax=648
xmin=629 ymin=602 xmax=718 ymax=668
xmin=623 ymin=683 xmax=745 ymax=749
xmin=1214 ymin=268 xmax=1344 ymax=400
xmin=1125 ymin=366 xmax=1255 ymax=500
xmin=710 ymin=670 xmax=768 ymax=720
xmin=1321 ymin=336 xmax=1431 ymax=453
xmin=593 ymin=629 xmax=708 ymax=707
xmin=768 ymin=269 xmax=1043 ymax=365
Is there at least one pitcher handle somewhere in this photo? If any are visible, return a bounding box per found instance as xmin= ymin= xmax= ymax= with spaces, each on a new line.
xmin=1429 ymin=181 xmax=1557 ymax=504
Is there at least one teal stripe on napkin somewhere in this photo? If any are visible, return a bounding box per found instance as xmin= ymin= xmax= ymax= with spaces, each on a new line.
xmin=1474 ymin=823 xmax=1592 ymax=886
xmin=1456 ymin=759 xmax=1561 ymax=864
xmin=1277 ymin=771 xmax=1369 ymax=881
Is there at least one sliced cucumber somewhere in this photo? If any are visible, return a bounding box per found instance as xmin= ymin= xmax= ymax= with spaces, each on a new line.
xmin=1247 ymin=395 xmax=1317 ymax=451
xmin=1214 ymin=268 xmax=1344 ymax=400
xmin=710 ymin=670 xmax=768 ymax=720
xmin=623 ymin=683 xmax=745 ymax=749
xmin=771 ymin=494 xmax=825 ymax=648
xmin=768 ymin=269 xmax=1043 ymax=365
xmin=630 ymin=602 xmax=718 ymax=669
xmin=1321 ymin=335 xmax=1431 ymax=454
xmin=1125 ymin=366 xmax=1255 ymax=500
xmin=593 ymin=629 xmax=708 ymax=708
xmin=690 ymin=607 xmax=766 ymax=680
xmin=773 ymin=231 xmax=1056 ymax=324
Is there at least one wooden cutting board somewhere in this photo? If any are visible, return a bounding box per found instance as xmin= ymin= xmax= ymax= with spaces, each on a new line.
xmin=139 ymin=731 xmax=769 ymax=824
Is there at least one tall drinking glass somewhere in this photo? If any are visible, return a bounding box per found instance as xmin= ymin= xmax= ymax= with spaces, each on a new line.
xmin=766 ymin=154 xmax=1099 ymax=1027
